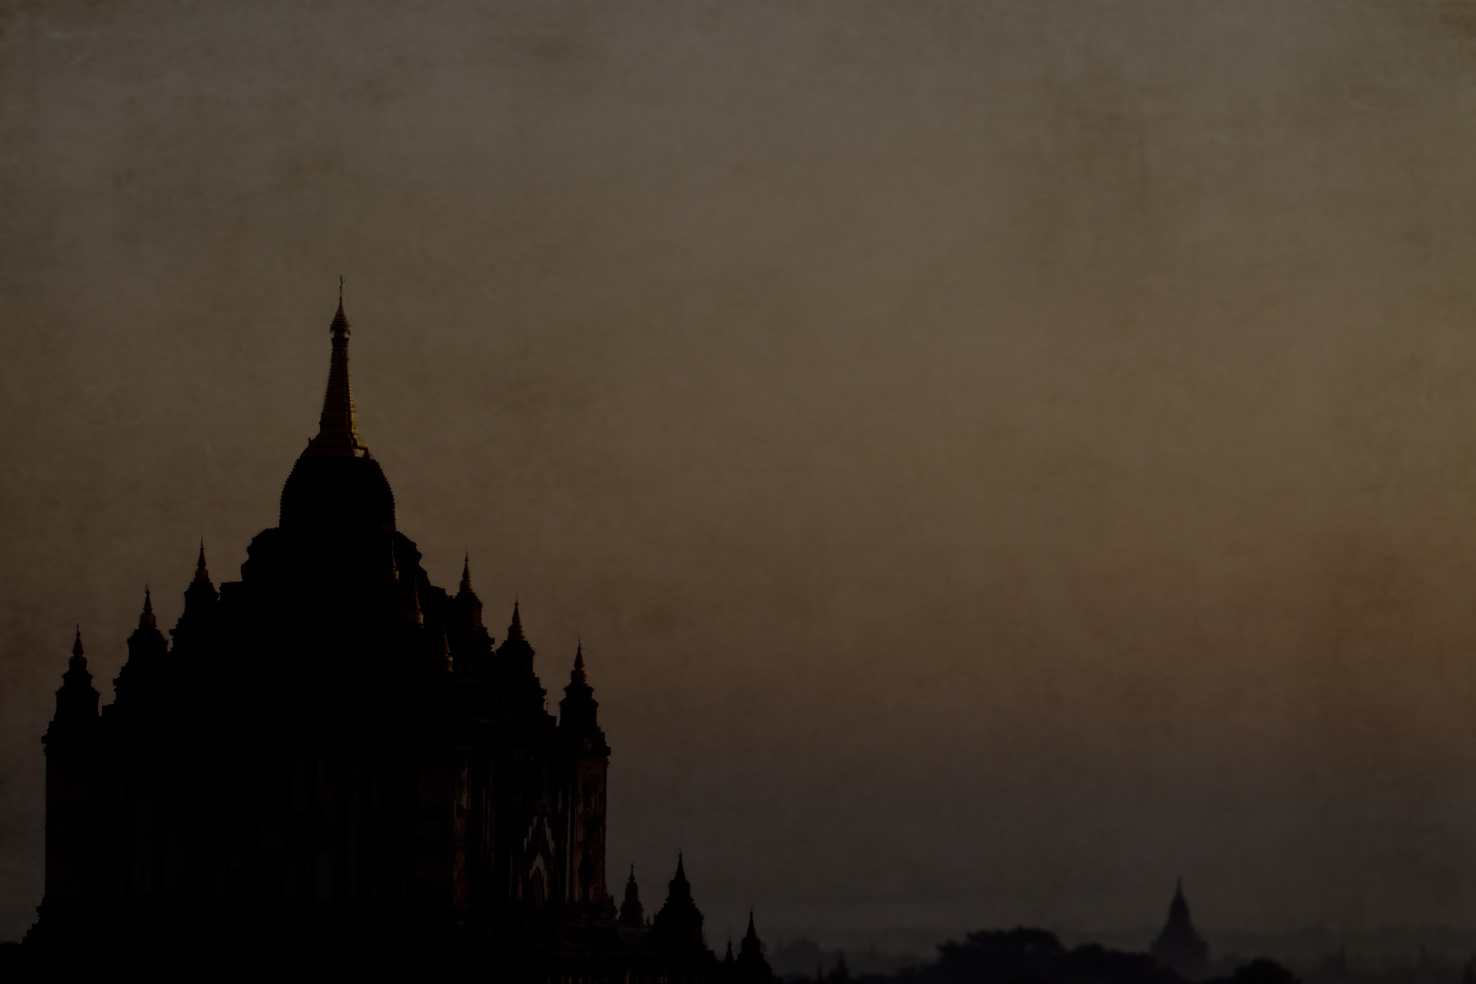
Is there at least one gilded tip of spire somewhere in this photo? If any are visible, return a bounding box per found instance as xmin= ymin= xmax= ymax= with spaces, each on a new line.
xmin=330 ymin=278 xmax=349 ymax=334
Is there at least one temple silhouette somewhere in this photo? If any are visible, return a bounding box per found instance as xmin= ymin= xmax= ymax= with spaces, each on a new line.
xmin=24 ymin=297 xmax=775 ymax=981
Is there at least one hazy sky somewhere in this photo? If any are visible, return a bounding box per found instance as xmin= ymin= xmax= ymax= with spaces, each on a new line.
xmin=6 ymin=0 xmax=1476 ymax=947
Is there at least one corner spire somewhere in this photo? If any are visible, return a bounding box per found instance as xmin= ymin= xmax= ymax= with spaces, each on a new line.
xmin=305 ymin=291 xmax=368 ymax=458
xmin=49 ymin=624 xmax=100 ymax=741
xmin=617 ymin=864 xmax=646 ymax=931
xmin=506 ymin=600 xmax=526 ymax=643
xmin=138 ymin=586 xmax=156 ymax=629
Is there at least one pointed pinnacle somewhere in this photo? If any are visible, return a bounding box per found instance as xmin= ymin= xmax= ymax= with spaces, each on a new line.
xmin=139 ymin=586 xmax=156 ymax=629
xmin=195 ymin=538 xmax=209 ymax=580
xmin=507 ymin=600 xmax=525 ymax=642
xmin=574 ymin=640 xmax=585 ymax=671
xmin=72 ymin=624 xmax=83 ymax=657
xmin=460 ymin=552 xmax=474 ymax=594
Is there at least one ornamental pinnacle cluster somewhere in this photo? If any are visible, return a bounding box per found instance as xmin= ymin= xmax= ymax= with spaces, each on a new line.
xmin=27 ymin=297 xmax=775 ymax=981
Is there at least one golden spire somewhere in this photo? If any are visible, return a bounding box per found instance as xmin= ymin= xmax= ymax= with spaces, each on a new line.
xmin=304 ymin=291 xmax=368 ymax=458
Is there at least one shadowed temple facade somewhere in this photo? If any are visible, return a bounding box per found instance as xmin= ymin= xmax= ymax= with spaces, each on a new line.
xmin=24 ymin=299 xmax=774 ymax=981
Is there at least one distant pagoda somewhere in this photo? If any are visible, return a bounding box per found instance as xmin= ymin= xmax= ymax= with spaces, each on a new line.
xmin=1150 ymin=880 xmax=1210 ymax=980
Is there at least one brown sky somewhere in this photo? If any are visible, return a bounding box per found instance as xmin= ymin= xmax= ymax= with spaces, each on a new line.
xmin=6 ymin=0 xmax=1476 ymax=945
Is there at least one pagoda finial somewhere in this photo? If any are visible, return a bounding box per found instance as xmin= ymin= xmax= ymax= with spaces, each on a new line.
xmin=436 ymin=623 xmax=452 ymax=672
xmin=72 ymin=624 xmax=84 ymax=659
xmin=460 ymin=552 xmax=474 ymax=594
xmin=194 ymin=538 xmax=209 ymax=581
xmin=139 ymin=586 xmax=156 ymax=629
xmin=409 ymin=578 xmax=424 ymax=626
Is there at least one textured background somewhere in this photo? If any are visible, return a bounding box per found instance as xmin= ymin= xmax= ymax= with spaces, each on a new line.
xmin=5 ymin=0 xmax=1476 ymax=947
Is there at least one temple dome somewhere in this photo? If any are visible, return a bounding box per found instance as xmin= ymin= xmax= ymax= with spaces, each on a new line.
xmin=280 ymin=452 xmax=396 ymax=530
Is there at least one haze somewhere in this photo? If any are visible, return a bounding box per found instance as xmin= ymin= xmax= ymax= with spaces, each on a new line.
xmin=4 ymin=0 xmax=1476 ymax=946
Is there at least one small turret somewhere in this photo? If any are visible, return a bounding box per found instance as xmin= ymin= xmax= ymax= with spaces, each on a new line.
xmin=172 ymin=539 xmax=219 ymax=652
xmin=735 ymin=910 xmax=774 ymax=982
xmin=39 ymin=625 xmax=101 ymax=921
xmin=138 ymin=586 xmax=156 ymax=629
xmin=506 ymin=600 xmax=527 ymax=646
xmin=559 ymin=641 xmax=603 ymax=739
xmin=45 ymin=626 xmax=99 ymax=744
xmin=649 ymin=853 xmax=708 ymax=953
xmin=114 ymin=587 xmax=169 ymax=715
xmin=459 ymin=554 xmax=481 ymax=620
xmin=616 ymin=865 xmax=651 ymax=952
xmin=618 ymin=866 xmax=645 ymax=928
xmin=495 ymin=600 xmax=546 ymax=714
xmin=447 ymin=553 xmax=493 ymax=674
